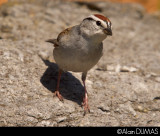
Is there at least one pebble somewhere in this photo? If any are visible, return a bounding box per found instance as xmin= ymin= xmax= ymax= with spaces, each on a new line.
xmin=136 ymin=105 xmax=148 ymax=113
xmin=155 ymin=77 xmax=160 ymax=82
xmin=18 ymin=53 xmax=24 ymax=62
xmin=106 ymin=64 xmax=138 ymax=73
xmin=56 ymin=116 xmax=67 ymax=123
xmin=106 ymin=65 xmax=115 ymax=71
xmin=120 ymin=66 xmax=138 ymax=72
xmin=115 ymin=64 xmax=121 ymax=73
xmin=37 ymin=120 xmax=57 ymax=126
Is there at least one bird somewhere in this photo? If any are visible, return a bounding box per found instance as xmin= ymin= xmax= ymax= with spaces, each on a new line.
xmin=46 ymin=14 xmax=112 ymax=114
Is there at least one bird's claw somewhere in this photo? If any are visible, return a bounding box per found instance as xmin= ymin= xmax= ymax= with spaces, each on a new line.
xmin=54 ymin=90 xmax=64 ymax=102
xmin=82 ymin=97 xmax=90 ymax=115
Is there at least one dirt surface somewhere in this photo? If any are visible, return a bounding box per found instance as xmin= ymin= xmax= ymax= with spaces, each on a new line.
xmin=0 ymin=0 xmax=160 ymax=126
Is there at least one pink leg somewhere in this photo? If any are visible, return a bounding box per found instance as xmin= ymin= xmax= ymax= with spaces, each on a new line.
xmin=54 ymin=69 xmax=63 ymax=101
xmin=82 ymin=72 xmax=90 ymax=114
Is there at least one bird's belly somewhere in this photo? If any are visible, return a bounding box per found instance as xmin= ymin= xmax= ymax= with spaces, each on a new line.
xmin=53 ymin=47 xmax=102 ymax=72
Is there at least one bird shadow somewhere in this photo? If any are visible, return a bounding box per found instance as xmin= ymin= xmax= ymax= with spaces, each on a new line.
xmin=40 ymin=58 xmax=84 ymax=105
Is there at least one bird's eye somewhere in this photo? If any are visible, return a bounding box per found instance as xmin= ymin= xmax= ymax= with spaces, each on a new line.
xmin=96 ymin=21 xmax=101 ymax=26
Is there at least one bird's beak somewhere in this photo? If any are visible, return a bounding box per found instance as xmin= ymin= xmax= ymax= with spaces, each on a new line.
xmin=104 ymin=28 xmax=112 ymax=36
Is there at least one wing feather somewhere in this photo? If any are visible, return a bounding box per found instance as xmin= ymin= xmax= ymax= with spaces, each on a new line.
xmin=46 ymin=27 xmax=72 ymax=47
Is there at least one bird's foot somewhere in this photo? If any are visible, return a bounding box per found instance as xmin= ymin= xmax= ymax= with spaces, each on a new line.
xmin=54 ymin=90 xmax=63 ymax=101
xmin=82 ymin=96 xmax=90 ymax=115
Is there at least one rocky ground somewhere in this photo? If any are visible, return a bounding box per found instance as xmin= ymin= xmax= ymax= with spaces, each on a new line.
xmin=0 ymin=0 xmax=160 ymax=126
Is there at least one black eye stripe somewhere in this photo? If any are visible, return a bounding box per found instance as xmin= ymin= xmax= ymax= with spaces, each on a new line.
xmin=84 ymin=18 xmax=105 ymax=27
xmin=83 ymin=17 xmax=94 ymax=21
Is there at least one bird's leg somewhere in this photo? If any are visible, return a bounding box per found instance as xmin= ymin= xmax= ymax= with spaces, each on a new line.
xmin=82 ymin=72 xmax=90 ymax=114
xmin=54 ymin=69 xmax=63 ymax=101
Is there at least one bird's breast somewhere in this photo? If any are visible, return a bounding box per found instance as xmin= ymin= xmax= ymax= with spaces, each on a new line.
xmin=53 ymin=42 xmax=103 ymax=72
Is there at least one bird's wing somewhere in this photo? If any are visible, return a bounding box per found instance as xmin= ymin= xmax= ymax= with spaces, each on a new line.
xmin=57 ymin=27 xmax=72 ymax=42
xmin=46 ymin=27 xmax=72 ymax=47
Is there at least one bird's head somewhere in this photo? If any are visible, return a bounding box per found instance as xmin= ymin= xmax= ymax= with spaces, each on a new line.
xmin=80 ymin=14 xmax=112 ymax=42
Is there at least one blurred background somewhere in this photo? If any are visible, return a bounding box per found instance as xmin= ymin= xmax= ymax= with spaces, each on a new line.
xmin=2 ymin=0 xmax=160 ymax=13
xmin=65 ymin=0 xmax=160 ymax=13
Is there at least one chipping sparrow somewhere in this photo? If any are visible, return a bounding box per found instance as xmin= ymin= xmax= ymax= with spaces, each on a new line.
xmin=46 ymin=14 xmax=112 ymax=114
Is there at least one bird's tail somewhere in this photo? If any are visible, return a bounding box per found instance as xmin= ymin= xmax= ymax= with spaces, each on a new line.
xmin=45 ymin=39 xmax=59 ymax=47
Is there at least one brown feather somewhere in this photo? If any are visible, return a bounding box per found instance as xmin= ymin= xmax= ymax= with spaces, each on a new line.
xmin=94 ymin=14 xmax=111 ymax=23
xmin=46 ymin=39 xmax=59 ymax=47
xmin=57 ymin=27 xmax=72 ymax=41
xmin=46 ymin=27 xmax=72 ymax=47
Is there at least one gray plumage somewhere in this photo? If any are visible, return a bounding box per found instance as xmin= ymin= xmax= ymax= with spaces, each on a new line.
xmin=46 ymin=14 xmax=112 ymax=113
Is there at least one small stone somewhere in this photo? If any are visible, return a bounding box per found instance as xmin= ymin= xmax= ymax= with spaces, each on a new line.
xmin=37 ymin=120 xmax=57 ymax=126
xmin=18 ymin=53 xmax=24 ymax=62
xmin=155 ymin=77 xmax=160 ymax=82
xmin=107 ymin=65 xmax=115 ymax=71
xmin=56 ymin=116 xmax=67 ymax=123
xmin=115 ymin=64 xmax=121 ymax=73
xmin=145 ymin=72 xmax=158 ymax=78
xmin=135 ymin=105 xmax=148 ymax=113
xmin=120 ymin=66 xmax=138 ymax=72
xmin=137 ymin=105 xmax=143 ymax=111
